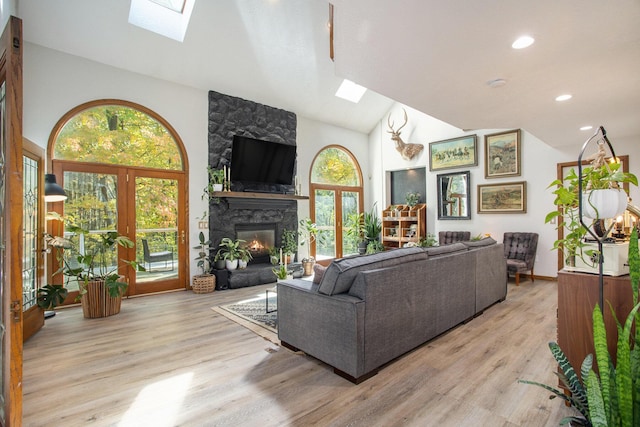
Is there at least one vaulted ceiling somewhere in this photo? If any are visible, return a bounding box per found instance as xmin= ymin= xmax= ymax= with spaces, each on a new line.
xmin=19 ymin=0 xmax=640 ymax=147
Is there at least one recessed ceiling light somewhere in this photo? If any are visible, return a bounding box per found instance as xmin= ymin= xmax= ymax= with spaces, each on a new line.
xmin=512 ymin=36 xmax=535 ymax=49
xmin=555 ymin=94 xmax=572 ymax=102
xmin=487 ymin=78 xmax=507 ymax=88
xmin=580 ymin=126 xmax=593 ymax=131
xmin=335 ymin=79 xmax=367 ymax=103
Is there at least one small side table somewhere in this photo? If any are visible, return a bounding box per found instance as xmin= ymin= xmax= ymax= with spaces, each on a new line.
xmin=266 ymin=286 xmax=277 ymax=314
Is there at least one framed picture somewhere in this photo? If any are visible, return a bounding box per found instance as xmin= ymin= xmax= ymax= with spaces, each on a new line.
xmin=477 ymin=181 xmax=527 ymax=214
xmin=429 ymin=135 xmax=477 ymax=171
xmin=484 ymin=129 xmax=521 ymax=178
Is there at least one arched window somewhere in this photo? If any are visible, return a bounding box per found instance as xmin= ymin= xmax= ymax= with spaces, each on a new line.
xmin=49 ymin=100 xmax=188 ymax=299
xmin=310 ymin=146 xmax=363 ymax=260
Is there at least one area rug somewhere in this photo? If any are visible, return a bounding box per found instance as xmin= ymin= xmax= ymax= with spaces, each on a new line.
xmin=212 ymin=293 xmax=278 ymax=342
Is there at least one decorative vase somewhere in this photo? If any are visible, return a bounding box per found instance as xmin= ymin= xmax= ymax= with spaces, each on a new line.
xmin=302 ymin=260 xmax=315 ymax=276
xmin=214 ymin=259 xmax=226 ymax=270
xmin=583 ymin=188 xmax=627 ymax=219
xmin=81 ymin=279 xmax=124 ymax=318
xmin=212 ymin=183 xmax=223 ymax=192
xmin=238 ymin=259 xmax=248 ymax=269
xmin=225 ymin=259 xmax=238 ymax=270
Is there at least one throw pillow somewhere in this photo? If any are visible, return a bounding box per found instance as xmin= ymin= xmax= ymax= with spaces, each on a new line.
xmin=312 ymin=263 xmax=327 ymax=284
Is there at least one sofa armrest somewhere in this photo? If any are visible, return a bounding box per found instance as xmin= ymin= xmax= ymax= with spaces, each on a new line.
xmin=277 ymin=280 xmax=365 ymax=377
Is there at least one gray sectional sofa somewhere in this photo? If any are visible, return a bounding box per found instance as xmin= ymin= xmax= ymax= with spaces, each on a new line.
xmin=276 ymin=238 xmax=507 ymax=383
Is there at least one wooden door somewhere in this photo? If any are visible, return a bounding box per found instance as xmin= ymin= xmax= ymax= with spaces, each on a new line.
xmin=0 ymin=15 xmax=23 ymax=426
xmin=22 ymin=139 xmax=45 ymax=341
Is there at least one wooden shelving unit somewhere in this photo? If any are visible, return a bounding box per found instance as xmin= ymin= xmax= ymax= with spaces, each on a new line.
xmin=381 ymin=203 xmax=426 ymax=249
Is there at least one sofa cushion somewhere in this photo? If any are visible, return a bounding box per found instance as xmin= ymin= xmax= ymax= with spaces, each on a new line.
xmin=318 ymin=247 xmax=428 ymax=295
xmin=461 ymin=237 xmax=497 ymax=248
xmin=312 ymin=263 xmax=327 ymax=284
xmin=423 ymin=242 xmax=467 ymax=256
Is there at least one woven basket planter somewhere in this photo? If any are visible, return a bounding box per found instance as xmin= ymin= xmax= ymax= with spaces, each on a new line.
xmin=192 ymin=274 xmax=216 ymax=294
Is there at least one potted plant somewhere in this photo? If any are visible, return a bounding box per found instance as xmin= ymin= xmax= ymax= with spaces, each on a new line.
xmin=364 ymin=204 xmax=382 ymax=243
xmin=281 ymin=229 xmax=298 ymax=263
xmin=238 ymin=246 xmax=253 ymax=269
xmin=192 ymin=231 xmax=215 ymax=293
xmin=366 ymin=240 xmax=385 ymax=254
xmin=46 ymin=222 xmax=144 ymax=318
xmin=268 ymin=246 xmax=280 ymax=265
xmin=299 ymin=218 xmax=319 ymax=276
xmin=272 ymin=263 xmax=289 ymax=281
xmin=546 ymin=163 xmax=637 ymax=267
xmin=217 ymin=237 xmax=244 ymax=270
xmin=213 ymin=250 xmax=226 ymax=270
xmin=406 ymin=191 xmax=420 ymax=207
xmin=519 ymin=228 xmax=640 ymax=426
xmin=345 ymin=212 xmax=366 ymax=254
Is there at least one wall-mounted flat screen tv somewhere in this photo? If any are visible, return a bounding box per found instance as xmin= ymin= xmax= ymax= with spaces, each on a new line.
xmin=230 ymin=135 xmax=296 ymax=186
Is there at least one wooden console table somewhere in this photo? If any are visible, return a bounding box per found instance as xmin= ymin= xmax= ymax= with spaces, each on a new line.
xmin=557 ymin=271 xmax=634 ymax=377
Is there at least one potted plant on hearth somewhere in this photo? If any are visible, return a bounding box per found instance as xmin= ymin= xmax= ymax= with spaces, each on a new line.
xmin=217 ymin=237 xmax=244 ymax=270
xmin=192 ymin=231 xmax=215 ymax=293
xmin=237 ymin=246 xmax=253 ymax=269
xmin=299 ymin=218 xmax=320 ymax=276
xmin=46 ymin=219 xmax=144 ymax=318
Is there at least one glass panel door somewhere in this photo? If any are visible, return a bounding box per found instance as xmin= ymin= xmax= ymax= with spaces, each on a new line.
xmin=133 ymin=175 xmax=179 ymax=294
xmin=314 ymin=189 xmax=335 ymax=260
xmin=341 ymin=191 xmax=360 ymax=256
xmin=62 ymin=171 xmax=119 ymax=294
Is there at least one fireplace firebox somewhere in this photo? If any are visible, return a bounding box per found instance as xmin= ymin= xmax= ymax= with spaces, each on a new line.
xmin=235 ymin=223 xmax=276 ymax=264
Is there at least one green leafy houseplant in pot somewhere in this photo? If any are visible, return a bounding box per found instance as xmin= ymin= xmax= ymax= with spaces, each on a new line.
xmin=237 ymin=246 xmax=253 ymax=269
xmin=47 ymin=223 xmax=144 ymax=318
xmin=217 ymin=237 xmax=244 ymax=270
xmin=519 ymin=228 xmax=640 ymax=426
xmin=546 ymin=161 xmax=637 ymax=268
xmin=281 ymin=229 xmax=298 ymax=263
xmin=192 ymin=231 xmax=215 ymax=293
xmin=364 ymin=204 xmax=382 ymax=244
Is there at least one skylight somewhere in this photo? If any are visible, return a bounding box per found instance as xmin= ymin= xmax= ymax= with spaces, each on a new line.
xmin=129 ymin=0 xmax=195 ymax=42
xmin=335 ymin=79 xmax=367 ymax=103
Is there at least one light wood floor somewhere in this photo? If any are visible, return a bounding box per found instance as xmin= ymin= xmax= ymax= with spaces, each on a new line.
xmin=23 ymin=279 xmax=576 ymax=426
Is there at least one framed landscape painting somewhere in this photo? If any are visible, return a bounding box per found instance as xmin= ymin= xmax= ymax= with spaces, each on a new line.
xmin=477 ymin=181 xmax=526 ymax=213
xmin=429 ymin=135 xmax=477 ymax=171
xmin=484 ymin=129 xmax=521 ymax=178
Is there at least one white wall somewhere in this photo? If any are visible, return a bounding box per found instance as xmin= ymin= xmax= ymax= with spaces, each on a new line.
xmin=296 ymin=116 xmax=370 ymax=222
xmin=369 ymin=103 xmax=640 ymax=279
xmin=0 ymin=0 xmax=17 ymax=28
xmin=23 ymin=43 xmax=369 ymax=280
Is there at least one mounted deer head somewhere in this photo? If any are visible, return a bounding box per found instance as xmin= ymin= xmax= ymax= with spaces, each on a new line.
xmin=387 ymin=108 xmax=424 ymax=161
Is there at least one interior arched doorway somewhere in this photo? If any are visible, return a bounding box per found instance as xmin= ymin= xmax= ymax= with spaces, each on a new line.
xmin=48 ymin=99 xmax=189 ymax=302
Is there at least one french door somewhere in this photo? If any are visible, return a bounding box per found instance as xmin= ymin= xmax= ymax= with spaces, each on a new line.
xmin=311 ymin=185 xmax=362 ymax=262
xmin=51 ymin=162 xmax=186 ymax=300
xmin=0 ymin=15 xmax=23 ymax=426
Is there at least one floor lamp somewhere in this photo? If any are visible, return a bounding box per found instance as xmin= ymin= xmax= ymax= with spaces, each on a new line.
xmin=577 ymin=126 xmax=627 ymax=313
xmin=44 ymin=173 xmax=67 ymax=318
